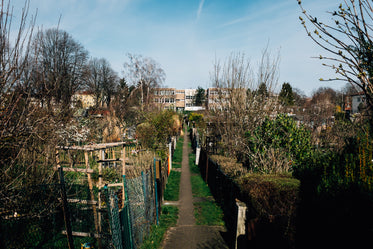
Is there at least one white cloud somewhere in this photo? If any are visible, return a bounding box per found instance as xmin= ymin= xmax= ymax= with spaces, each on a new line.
xmin=196 ymin=0 xmax=205 ymax=22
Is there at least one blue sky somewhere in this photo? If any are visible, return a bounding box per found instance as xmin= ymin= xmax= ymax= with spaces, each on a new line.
xmin=12 ymin=0 xmax=344 ymax=96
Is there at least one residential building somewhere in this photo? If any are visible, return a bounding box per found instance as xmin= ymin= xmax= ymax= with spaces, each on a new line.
xmin=206 ymin=88 xmax=229 ymax=111
xmin=351 ymin=92 xmax=366 ymax=114
xmin=153 ymin=88 xmax=176 ymax=110
xmin=175 ymin=89 xmax=185 ymax=111
xmin=185 ymin=89 xmax=197 ymax=111
xmin=72 ymin=91 xmax=95 ymax=109
xmin=153 ymin=88 xmax=206 ymax=111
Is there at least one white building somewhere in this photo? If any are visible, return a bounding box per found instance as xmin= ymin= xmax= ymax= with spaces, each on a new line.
xmin=153 ymin=88 xmax=206 ymax=111
xmin=351 ymin=92 xmax=366 ymax=114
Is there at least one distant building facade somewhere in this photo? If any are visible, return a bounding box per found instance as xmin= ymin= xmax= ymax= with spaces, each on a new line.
xmin=153 ymin=88 xmax=176 ymax=110
xmin=72 ymin=91 xmax=95 ymax=109
xmin=206 ymin=88 xmax=229 ymax=111
xmin=153 ymin=88 xmax=206 ymax=111
xmin=351 ymin=92 xmax=367 ymax=114
xmin=175 ymin=89 xmax=185 ymax=111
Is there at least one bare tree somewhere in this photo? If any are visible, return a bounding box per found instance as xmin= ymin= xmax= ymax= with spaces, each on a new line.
xmin=209 ymin=50 xmax=280 ymax=163
xmin=1 ymin=0 xmax=36 ymax=187
xmin=87 ymin=57 xmax=118 ymax=107
xmin=31 ymin=28 xmax=88 ymax=108
xmin=298 ymin=0 xmax=373 ymax=114
xmin=123 ymin=53 xmax=165 ymax=110
xmin=112 ymin=78 xmax=142 ymax=127
xmin=0 ymin=0 xmax=64 ymax=218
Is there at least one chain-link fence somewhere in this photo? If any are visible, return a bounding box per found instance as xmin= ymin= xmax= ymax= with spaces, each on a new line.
xmin=1 ymin=150 xmax=171 ymax=249
xmin=126 ymin=171 xmax=155 ymax=248
xmin=1 ymin=182 xmax=115 ymax=248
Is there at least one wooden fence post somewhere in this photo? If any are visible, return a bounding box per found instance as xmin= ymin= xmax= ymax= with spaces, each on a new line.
xmin=57 ymin=165 xmax=74 ymax=249
xmin=85 ymin=151 xmax=102 ymax=249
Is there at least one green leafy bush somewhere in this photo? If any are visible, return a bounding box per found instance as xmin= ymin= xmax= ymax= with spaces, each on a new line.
xmin=245 ymin=114 xmax=312 ymax=173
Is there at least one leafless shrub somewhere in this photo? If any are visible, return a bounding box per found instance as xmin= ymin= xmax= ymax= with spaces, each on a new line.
xmin=208 ymin=49 xmax=281 ymax=164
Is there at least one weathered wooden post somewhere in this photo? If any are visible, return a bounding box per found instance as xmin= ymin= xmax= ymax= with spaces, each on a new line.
xmin=56 ymin=150 xmax=74 ymax=249
xmin=85 ymin=151 xmax=102 ymax=249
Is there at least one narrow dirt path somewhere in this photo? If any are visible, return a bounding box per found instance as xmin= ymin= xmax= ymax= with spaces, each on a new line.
xmin=162 ymin=128 xmax=228 ymax=249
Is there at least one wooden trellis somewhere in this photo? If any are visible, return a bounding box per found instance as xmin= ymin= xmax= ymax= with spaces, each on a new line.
xmin=55 ymin=142 xmax=128 ymax=249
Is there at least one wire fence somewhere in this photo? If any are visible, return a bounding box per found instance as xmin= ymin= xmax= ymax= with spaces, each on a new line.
xmin=126 ymin=171 xmax=155 ymax=248
xmin=1 ymin=138 xmax=177 ymax=249
xmin=0 ymin=162 xmax=170 ymax=249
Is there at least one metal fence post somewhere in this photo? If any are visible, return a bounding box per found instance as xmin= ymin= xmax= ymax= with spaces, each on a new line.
xmin=153 ymin=158 xmax=159 ymax=225
xmin=122 ymin=175 xmax=134 ymax=249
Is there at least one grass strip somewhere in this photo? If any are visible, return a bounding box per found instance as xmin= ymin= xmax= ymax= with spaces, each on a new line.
xmin=191 ymin=175 xmax=211 ymax=198
xmin=139 ymin=205 xmax=179 ymax=249
xmin=189 ymin=151 xmax=225 ymax=226
xmin=189 ymin=153 xmax=199 ymax=174
xmin=164 ymin=170 xmax=181 ymax=201
xmin=172 ymin=137 xmax=184 ymax=169
xmin=194 ymin=201 xmax=225 ymax=226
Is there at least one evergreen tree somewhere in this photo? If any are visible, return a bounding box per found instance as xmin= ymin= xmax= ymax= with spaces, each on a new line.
xmin=257 ymin=83 xmax=269 ymax=98
xmin=279 ymin=82 xmax=295 ymax=106
xmin=194 ymin=86 xmax=206 ymax=106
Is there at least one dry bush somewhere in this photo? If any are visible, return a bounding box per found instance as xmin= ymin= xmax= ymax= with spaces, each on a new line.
xmin=208 ymin=49 xmax=280 ymax=160
xmin=0 ymin=1 xmax=63 ymax=194
xmin=102 ymin=114 xmax=123 ymax=142
xmin=125 ymin=150 xmax=155 ymax=178
xmin=248 ymin=147 xmax=292 ymax=174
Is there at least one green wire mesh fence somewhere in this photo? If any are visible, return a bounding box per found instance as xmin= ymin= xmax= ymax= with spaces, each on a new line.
xmin=1 ymin=159 xmax=165 ymax=249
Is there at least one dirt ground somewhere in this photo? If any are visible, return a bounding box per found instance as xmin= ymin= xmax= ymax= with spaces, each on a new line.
xmin=162 ymin=128 xmax=229 ymax=249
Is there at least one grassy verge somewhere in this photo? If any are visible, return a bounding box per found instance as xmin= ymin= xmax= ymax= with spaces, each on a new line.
xmin=172 ymin=137 xmax=184 ymax=169
xmin=189 ymin=153 xmax=199 ymax=174
xmin=164 ymin=170 xmax=181 ymax=201
xmin=189 ymin=151 xmax=225 ymax=226
xmin=191 ymin=175 xmax=211 ymax=198
xmin=194 ymin=201 xmax=224 ymax=226
xmin=140 ymin=152 xmax=182 ymax=248
xmin=139 ymin=205 xmax=178 ymax=249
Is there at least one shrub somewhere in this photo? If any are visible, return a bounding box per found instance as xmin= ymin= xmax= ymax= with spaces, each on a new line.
xmin=208 ymin=155 xmax=300 ymax=248
xmin=245 ymin=114 xmax=312 ymax=174
xmin=136 ymin=110 xmax=181 ymax=151
xmin=188 ymin=112 xmax=204 ymax=127
xmin=237 ymin=173 xmax=300 ymax=217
